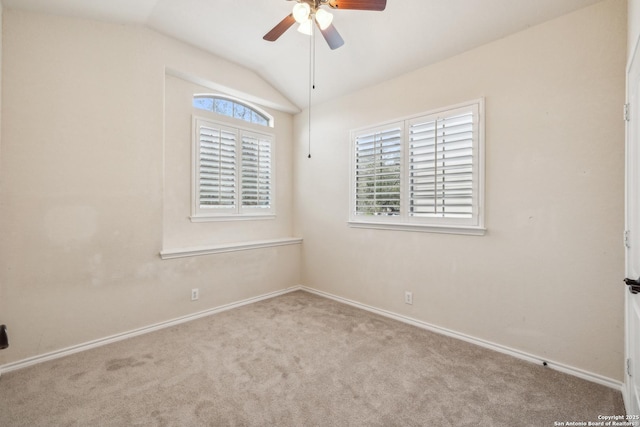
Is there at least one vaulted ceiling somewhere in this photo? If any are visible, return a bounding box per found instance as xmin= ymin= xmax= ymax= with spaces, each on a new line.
xmin=2 ymin=0 xmax=603 ymax=110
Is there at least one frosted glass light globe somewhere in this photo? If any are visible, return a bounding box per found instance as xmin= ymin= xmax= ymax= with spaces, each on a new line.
xmin=293 ymin=3 xmax=311 ymax=24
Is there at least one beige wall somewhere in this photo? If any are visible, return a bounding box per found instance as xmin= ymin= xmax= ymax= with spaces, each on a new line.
xmin=0 ymin=10 xmax=299 ymax=365
xmin=294 ymin=0 xmax=627 ymax=382
xmin=0 ymin=0 xmax=629 ymax=385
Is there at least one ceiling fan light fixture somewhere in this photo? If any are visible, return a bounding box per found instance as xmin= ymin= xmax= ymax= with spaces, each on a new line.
xmin=264 ymin=0 xmax=386 ymax=48
xmin=315 ymin=9 xmax=333 ymax=30
xmin=292 ymin=3 xmax=311 ymax=24
xmin=297 ymin=18 xmax=313 ymax=35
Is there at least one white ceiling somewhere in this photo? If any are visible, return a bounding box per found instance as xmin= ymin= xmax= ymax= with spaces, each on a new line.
xmin=2 ymin=0 xmax=603 ymax=110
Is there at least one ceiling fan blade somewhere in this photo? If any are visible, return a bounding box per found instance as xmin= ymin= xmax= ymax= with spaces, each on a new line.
xmin=328 ymin=0 xmax=386 ymax=11
xmin=318 ymin=22 xmax=344 ymax=50
xmin=263 ymin=14 xmax=296 ymax=42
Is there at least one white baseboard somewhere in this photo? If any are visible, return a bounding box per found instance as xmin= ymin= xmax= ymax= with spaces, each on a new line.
xmin=0 ymin=286 xmax=301 ymax=375
xmin=0 ymin=284 xmax=624 ymax=393
xmin=299 ymin=285 xmax=624 ymax=392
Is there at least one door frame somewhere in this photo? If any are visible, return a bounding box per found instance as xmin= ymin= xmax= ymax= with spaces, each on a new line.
xmin=624 ymin=28 xmax=640 ymax=415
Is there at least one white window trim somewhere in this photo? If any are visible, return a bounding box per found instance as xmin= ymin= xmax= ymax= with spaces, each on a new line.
xmin=347 ymin=221 xmax=486 ymax=236
xmin=349 ymin=99 xmax=486 ymax=235
xmin=191 ymin=114 xmax=276 ymax=222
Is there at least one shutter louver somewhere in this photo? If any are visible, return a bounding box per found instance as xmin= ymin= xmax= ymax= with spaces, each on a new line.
xmin=241 ymin=133 xmax=272 ymax=208
xmin=354 ymin=125 xmax=402 ymax=216
xmin=409 ymin=109 xmax=475 ymax=219
xmin=197 ymin=122 xmax=237 ymax=209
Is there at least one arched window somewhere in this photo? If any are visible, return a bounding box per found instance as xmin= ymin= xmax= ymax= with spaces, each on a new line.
xmin=193 ymin=95 xmax=273 ymax=127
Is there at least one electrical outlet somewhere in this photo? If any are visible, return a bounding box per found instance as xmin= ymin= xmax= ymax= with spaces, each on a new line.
xmin=191 ymin=288 xmax=199 ymax=301
xmin=404 ymin=291 xmax=413 ymax=305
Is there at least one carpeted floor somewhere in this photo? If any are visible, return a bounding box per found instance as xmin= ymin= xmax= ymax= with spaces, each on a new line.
xmin=0 ymin=290 xmax=625 ymax=426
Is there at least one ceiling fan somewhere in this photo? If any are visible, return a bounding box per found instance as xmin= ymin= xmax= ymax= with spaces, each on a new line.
xmin=263 ymin=0 xmax=387 ymax=50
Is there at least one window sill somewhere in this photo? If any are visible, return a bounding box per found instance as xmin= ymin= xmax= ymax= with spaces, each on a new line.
xmin=347 ymin=221 xmax=486 ymax=236
xmin=160 ymin=237 xmax=303 ymax=260
xmin=190 ymin=214 xmax=275 ymax=223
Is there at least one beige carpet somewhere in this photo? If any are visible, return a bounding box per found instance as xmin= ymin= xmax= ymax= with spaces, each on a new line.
xmin=0 ymin=290 xmax=625 ymax=426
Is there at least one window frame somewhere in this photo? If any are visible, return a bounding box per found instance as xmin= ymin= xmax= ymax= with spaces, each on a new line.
xmin=191 ymin=113 xmax=275 ymax=222
xmin=348 ymin=99 xmax=485 ymax=235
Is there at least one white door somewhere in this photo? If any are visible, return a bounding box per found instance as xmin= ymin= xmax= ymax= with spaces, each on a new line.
xmin=625 ymin=39 xmax=640 ymax=416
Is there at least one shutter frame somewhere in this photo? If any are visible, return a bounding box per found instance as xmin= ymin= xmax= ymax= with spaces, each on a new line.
xmin=192 ymin=116 xmax=275 ymax=220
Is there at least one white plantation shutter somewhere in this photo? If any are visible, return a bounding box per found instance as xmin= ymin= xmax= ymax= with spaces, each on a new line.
xmin=350 ymin=100 xmax=484 ymax=233
xmin=409 ymin=105 xmax=477 ymax=220
xmin=354 ymin=124 xmax=403 ymax=216
xmin=241 ymin=132 xmax=272 ymax=209
xmin=193 ymin=117 xmax=274 ymax=218
xmin=196 ymin=120 xmax=237 ymax=210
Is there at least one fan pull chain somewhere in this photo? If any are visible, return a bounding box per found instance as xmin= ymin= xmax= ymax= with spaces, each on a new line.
xmin=307 ymin=20 xmax=316 ymax=159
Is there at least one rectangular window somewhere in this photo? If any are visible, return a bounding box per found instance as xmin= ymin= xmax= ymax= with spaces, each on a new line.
xmin=350 ymin=99 xmax=485 ymax=234
xmin=192 ymin=117 xmax=274 ymax=220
